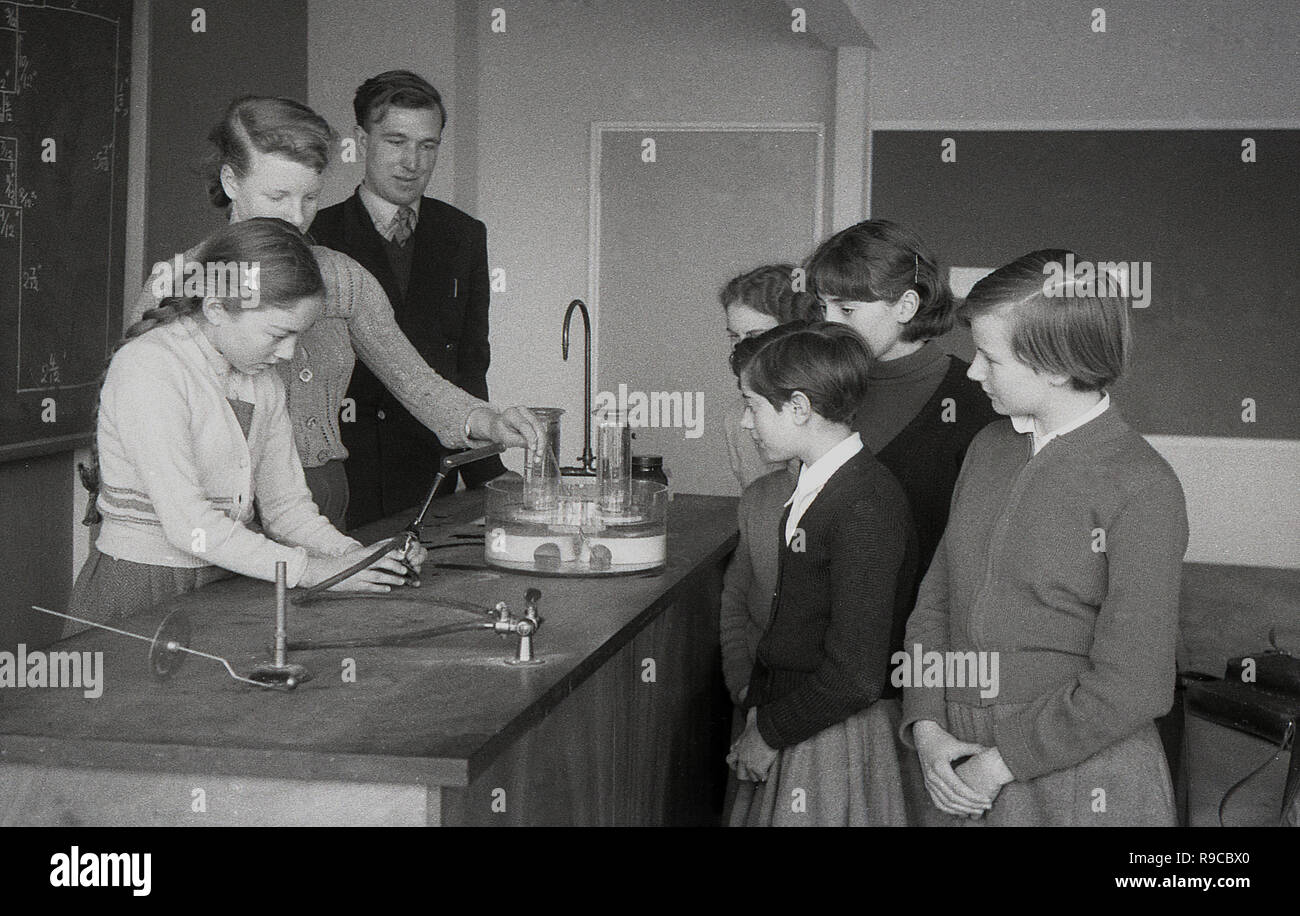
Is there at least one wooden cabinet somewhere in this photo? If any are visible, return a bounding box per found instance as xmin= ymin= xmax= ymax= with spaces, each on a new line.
xmin=0 ymin=493 xmax=738 ymax=827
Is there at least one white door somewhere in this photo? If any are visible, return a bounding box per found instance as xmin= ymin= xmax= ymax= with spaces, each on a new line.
xmin=592 ymin=124 xmax=824 ymax=496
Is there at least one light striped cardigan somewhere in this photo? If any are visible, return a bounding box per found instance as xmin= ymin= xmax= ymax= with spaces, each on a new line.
xmin=95 ymin=316 xmax=360 ymax=586
xmin=135 ymin=246 xmax=490 ymax=468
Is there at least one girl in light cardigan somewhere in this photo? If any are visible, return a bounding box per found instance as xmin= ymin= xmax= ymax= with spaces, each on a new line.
xmin=71 ymin=219 xmax=423 ymax=624
xmin=901 ymin=250 xmax=1188 ymax=826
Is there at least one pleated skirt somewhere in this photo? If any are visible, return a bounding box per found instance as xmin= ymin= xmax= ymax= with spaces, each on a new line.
xmin=930 ymin=699 xmax=1178 ymax=827
xmin=727 ymin=698 xmax=919 ymax=826
xmin=67 ymin=543 xmax=232 ymax=636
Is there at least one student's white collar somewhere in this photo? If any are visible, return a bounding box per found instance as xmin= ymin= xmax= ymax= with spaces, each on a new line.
xmin=1012 ymin=392 xmax=1110 ymax=455
xmin=785 ymin=432 xmax=864 ymax=506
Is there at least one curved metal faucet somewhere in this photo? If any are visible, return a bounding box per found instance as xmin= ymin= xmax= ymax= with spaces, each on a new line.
xmin=561 ymin=299 xmax=596 ymax=474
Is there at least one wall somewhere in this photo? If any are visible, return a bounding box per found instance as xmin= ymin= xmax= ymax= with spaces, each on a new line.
xmin=306 ymin=0 xmax=459 ymax=210
xmin=851 ymin=0 xmax=1298 ymax=129
xmin=469 ymin=0 xmax=835 ymax=471
xmin=144 ymin=0 xmax=309 ymax=267
xmin=301 ymin=1 xmax=1298 ymax=567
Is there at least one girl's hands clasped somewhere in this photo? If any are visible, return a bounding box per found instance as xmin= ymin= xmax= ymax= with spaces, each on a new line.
xmin=912 ymin=719 xmax=999 ymax=817
xmin=954 ymin=747 xmax=1013 ymax=809
xmin=727 ymin=707 xmax=779 ymax=782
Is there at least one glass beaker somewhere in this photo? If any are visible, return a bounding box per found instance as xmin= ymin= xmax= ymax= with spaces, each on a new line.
xmin=523 ymin=407 xmax=564 ymax=511
xmin=595 ymin=409 xmax=632 ymax=513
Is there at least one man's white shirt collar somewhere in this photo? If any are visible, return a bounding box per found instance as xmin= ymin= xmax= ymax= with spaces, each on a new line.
xmin=1012 ymin=392 xmax=1110 ymax=456
xmin=358 ymin=182 xmax=418 ymax=241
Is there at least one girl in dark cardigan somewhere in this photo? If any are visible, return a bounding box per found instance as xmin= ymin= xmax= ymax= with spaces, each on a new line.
xmin=900 ymin=250 xmax=1188 ymax=826
xmin=726 ymin=321 xmax=917 ymax=826
xmin=807 ymin=220 xmax=998 ymax=639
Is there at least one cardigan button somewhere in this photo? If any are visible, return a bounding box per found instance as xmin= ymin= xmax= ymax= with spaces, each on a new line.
xmin=299 ymin=368 xmax=313 ymax=383
xmin=317 ymin=450 xmax=330 ymax=463
xmin=377 ymin=410 xmax=386 ymax=421
xmin=445 ymin=343 xmax=455 ymax=351
xmin=307 ymin=416 xmax=319 ymax=429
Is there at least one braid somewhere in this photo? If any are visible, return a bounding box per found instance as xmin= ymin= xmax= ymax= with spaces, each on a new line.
xmin=124 ymin=298 xmax=201 ymax=340
xmin=80 ymin=217 xmax=321 ymax=525
xmin=80 ymin=296 xmax=204 ymax=525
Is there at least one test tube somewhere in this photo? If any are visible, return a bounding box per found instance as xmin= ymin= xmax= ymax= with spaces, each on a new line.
xmin=595 ymin=409 xmax=632 ymax=513
xmin=524 ymin=407 xmax=564 ymax=511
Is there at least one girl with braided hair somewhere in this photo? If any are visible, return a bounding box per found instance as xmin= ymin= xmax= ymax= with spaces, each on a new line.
xmin=70 ymin=218 xmax=424 ymax=626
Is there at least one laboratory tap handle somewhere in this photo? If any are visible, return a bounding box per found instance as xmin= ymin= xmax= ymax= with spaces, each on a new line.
xmin=524 ymin=588 xmax=542 ymax=621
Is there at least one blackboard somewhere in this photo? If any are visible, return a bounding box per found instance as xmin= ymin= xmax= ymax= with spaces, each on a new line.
xmin=871 ymin=130 xmax=1300 ymax=441
xmin=0 ymin=0 xmax=131 ymax=461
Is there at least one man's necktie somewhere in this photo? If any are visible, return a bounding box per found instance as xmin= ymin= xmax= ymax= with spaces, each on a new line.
xmin=392 ymin=206 xmax=415 ymax=245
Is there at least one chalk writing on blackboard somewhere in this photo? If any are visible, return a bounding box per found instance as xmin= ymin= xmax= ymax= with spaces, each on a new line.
xmin=39 ymin=353 xmax=60 ymax=386
xmin=0 ymin=0 xmax=131 ymax=461
xmin=16 ymin=52 xmax=32 ymax=92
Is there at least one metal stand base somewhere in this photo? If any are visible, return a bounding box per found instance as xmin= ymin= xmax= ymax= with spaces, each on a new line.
xmin=247 ymin=663 xmax=313 ymax=689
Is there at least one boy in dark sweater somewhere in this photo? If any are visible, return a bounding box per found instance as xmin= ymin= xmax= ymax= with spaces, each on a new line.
xmin=726 ymin=321 xmax=917 ymax=826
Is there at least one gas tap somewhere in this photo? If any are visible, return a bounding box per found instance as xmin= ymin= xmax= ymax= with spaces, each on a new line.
xmin=497 ymin=588 xmax=544 ymax=665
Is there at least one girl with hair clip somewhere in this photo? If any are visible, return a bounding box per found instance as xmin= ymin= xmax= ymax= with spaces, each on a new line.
xmin=71 ymin=219 xmax=424 ymax=625
xmin=900 ymin=250 xmax=1189 ymax=826
xmin=807 ymin=220 xmax=998 ymax=607
xmin=806 ymin=221 xmax=998 ymax=823
xmin=726 ymin=321 xmax=917 ymax=826
xmin=127 ymin=96 xmax=541 ymax=530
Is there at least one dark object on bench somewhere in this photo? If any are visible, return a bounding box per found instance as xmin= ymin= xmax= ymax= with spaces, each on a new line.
xmin=1184 ymin=652 xmax=1300 ymax=826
